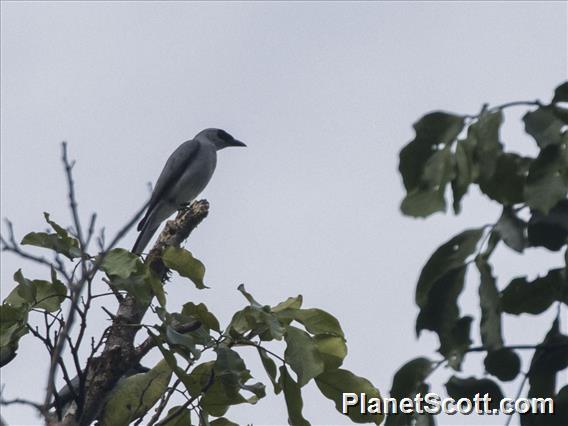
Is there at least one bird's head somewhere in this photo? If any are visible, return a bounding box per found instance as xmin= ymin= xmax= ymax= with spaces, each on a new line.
xmin=196 ymin=128 xmax=246 ymax=150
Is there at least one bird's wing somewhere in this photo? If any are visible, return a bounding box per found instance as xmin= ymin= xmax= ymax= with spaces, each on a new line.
xmin=137 ymin=139 xmax=201 ymax=231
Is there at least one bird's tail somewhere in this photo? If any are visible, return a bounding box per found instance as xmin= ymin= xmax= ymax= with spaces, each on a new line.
xmin=132 ymin=220 xmax=160 ymax=255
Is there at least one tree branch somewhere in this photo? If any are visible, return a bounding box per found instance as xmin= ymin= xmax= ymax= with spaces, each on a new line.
xmin=75 ymin=200 xmax=210 ymax=425
xmin=465 ymin=342 xmax=568 ymax=353
xmin=61 ymin=142 xmax=85 ymax=249
xmin=42 ymin=175 xmax=154 ymax=415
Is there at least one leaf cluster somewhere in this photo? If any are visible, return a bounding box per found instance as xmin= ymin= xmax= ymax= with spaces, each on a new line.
xmin=392 ymin=82 xmax=568 ymax=426
xmin=1 ymin=211 xmax=383 ymax=425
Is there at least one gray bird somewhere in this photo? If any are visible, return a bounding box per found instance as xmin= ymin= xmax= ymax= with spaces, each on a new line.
xmin=132 ymin=128 xmax=246 ymax=254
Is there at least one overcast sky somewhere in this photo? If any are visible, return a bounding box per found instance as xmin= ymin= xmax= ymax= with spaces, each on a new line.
xmin=1 ymin=2 xmax=566 ymax=425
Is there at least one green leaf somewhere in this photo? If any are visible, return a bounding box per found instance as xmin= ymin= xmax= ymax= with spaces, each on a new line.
xmin=400 ymin=145 xmax=455 ymax=218
xmin=495 ymin=207 xmax=526 ymax=253
xmin=106 ymin=262 xmax=155 ymax=307
xmin=553 ymin=105 xmax=568 ymax=125
xmin=284 ymin=325 xmax=325 ymax=386
xmin=549 ymin=385 xmax=568 ymax=426
xmin=445 ymin=316 xmax=473 ymax=371
xmin=5 ymin=270 xmax=36 ymax=306
xmin=314 ymin=335 xmax=348 ymax=371
xmin=484 ymin=348 xmax=521 ymax=382
xmin=389 ymin=357 xmax=432 ymax=399
xmin=100 ymin=359 xmax=172 ymax=426
xmin=37 ymin=268 xmax=67 ymax=312
xmin=229 ymin=305 xmax=285 ymax=341
xmin=257 ymin=347 xmax=281 ymax=394
xmin=524 ymin=107 xmax=564 ymax=148
xmin=43 ymin=212 xmax=70 ymax=237
xmin=101 ymin=248 xmax=141 ymax=279
xmin=237 ymin=283 xmax=263 ymax=307
xmin=451 ymin=136 xmax=478 ymax=214
xmin=200 ymin=346 xmax=264 ymax=417
xmin=501 ymin=268 xmax=567 ymax=315
xmin=525 ymin=318 xmax=568 ymax=419
xmin=528 ymin=318 xmax=568 ymax=378
xmin=552 ymin=81 xmax=568 ymax=103
xmin=165 ymin=325 xmax=201 ymax=359
xmin=528 ymin=199 xmax=568 ymax=251
xmin=32 ymin=279 xmax=66 ymax=312
xmin=524 ymin=142 xmax=568 ymax=214
xmin=100 ymin=250 xmax=161 ymax=305
xmin=181 ymin=302 xmax=220 ymax=332
xmin=185 ymin=361 xmax=215 ymax=397
xmin=414 ymin=230 xmax=478 ymax=365
xmin=445 ymin=376 xmax=503 ymax=411
xmin=476 ymin=257 xmax=503 ymax=351
xmin=416 ymin=265 xmax=472 ymax=370
xmin=279 ymin=365 xmax=310 ymax=426
xmin=400 ymin=188 xmax=446 ymax=218
xmin=471 ymin=110 xmax=504 ymax=183
xmin=200 ymin=376 xmax=259 ymax=418
xmin=0 ymin=304 xmax=29 ymax=342
xmin=231 ymin=287 xmax=286 ymax=341
xmin=387 ymin=357 xmax=433 ymax=426
xmin=0 ymin=343 xmax=19 ymax=367
xmin=213 ymin=346 xmax=247 ymax=399
xmin=315 ymin=368 xmax=384 ymax=425
xmin=0 ymin=304 xmax=29 ymax=367
xmin=413 ymin=412 xmax=435 ymax=426
xmin=5 ymin=269 xmax=67 ymax=312
xmin=272 ymin=295 xmax=303 ymax=313
xmin=240 ymin=381 xmax=266 ymax=400
xmin=160 ymin=406 xmax=192 ymax=426
xmin=0 ymin=322 xmax=27 ymax=367
xmin=278 ymin=308 xmax=344 ymax=338
xmin=422 ymin=145 xmax=456 ymax=187
xmin=153 ymin=336 xmax=201 ymax=396
xmin=478 ymin=153 xmax=532 ymax=205
xmin=399 ymin=112 xmax=464 ymax=192
xmin=210 ymin=418 xmax=239 ymax=426
xmin=168 ymin=310 xmax=211 ymax=347
xmin=415 ymin=228 xmax=484 ymax=308
xmin=199 ymin=381 xmax=232 ymax=417
xmin=163 ymin=246 xmax=207 ymax=289
xmin=20 ymin=213 xmax=81 ymax=260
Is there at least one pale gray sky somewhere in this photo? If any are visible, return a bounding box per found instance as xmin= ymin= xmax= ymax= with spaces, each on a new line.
xmin=1 ymin=2 xmax=566 ymax=425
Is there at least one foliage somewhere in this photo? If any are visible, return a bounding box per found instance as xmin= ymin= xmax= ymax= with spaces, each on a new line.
xmin=391 ymin=82 xmax=568 ymax=425
xmin=0 ymin=167 xmax=381 ymax=424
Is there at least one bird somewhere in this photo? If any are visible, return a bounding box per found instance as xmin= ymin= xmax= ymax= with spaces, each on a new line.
xmin=132 ymin=128 xmax=246 ymax=254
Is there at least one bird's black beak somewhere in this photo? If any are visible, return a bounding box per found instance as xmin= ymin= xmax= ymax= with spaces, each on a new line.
xmin=231 ymin=139 xmax=247 ymax=147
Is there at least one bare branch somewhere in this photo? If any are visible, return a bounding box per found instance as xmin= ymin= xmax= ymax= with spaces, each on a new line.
xmin=84 ymin=213 xmax=97 ymax=250
xmin=42 ymin=201 xmax=152 ymax=414
xmin=0 ymin=397 xmax=43 ymax=412
xmin=61 ymin=142 xmax=84 ymax=248
xmin=96 ymin=228 xmax=106 ymax=252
